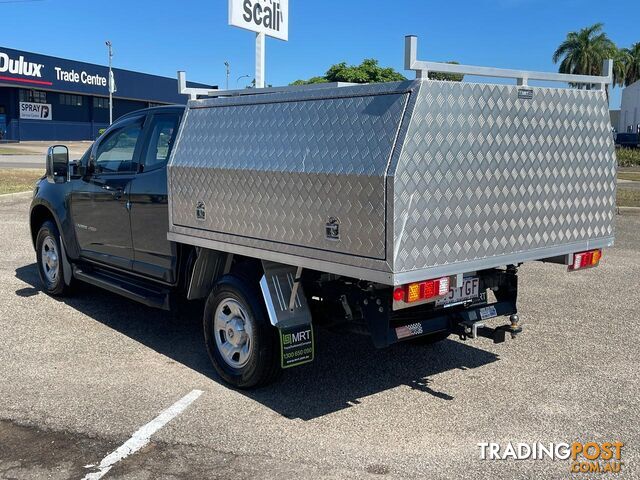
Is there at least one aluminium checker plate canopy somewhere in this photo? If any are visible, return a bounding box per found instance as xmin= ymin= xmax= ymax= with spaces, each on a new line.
xmin=167 ymin=79 xmax=616 ymax=285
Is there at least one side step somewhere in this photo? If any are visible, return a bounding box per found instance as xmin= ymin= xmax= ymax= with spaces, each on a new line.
xmin=72 ymin=265 xmax=171 ymax=310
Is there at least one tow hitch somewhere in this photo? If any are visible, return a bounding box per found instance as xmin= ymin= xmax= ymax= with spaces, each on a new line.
xmin=458 ymin=314 xmax=522 ymax=344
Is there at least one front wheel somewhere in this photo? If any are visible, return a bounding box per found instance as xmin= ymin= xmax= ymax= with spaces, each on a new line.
xmin=203 ymin=275 xmax=281 ymax=389
xmin=35 ymin=220 xmax=72 ymax=296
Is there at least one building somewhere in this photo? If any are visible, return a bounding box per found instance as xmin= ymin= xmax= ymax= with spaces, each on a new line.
xmin=0 ymin=46 xmax=212 ymax=141
xmin=619 ymin=80 xmax=640 ymax=134
xmin=609 ymin=110 xmax=620 ymax=132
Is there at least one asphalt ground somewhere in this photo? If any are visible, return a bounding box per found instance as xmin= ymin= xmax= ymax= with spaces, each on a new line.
xmin=0 ymin=142 xmax=90 ymax=169
xmin=0 ymin=195 xmax=639 ymax=479
xmin=0 ymin=155 xmax=45 ymax=169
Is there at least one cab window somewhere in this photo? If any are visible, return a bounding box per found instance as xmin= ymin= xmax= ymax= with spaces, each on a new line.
xmin=95 ymin=118 xmax=143 ymax=174
xmin=142 ymin=113 xmax=181 ymax=171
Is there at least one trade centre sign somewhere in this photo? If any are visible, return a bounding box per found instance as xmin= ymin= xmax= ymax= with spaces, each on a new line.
xmin=0 ymin=48 xmax=108 ymax=94
xmin=54 ymin=67 xmax=107 ymax=87
xmin=0 ymin=46 xmax=203 ymax=103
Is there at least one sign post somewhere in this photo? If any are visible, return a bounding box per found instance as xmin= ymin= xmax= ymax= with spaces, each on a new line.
xmin=228 ymin=0 xmax=289 ymax=89
xmin=255 ymin=32 xmax=265 ymax=88
xmin=105 ymin=41 xmax=114 ymax=125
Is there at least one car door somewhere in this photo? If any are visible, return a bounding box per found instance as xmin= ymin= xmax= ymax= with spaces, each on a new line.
xmin=70 ymin=115 xmax=145 ymax=270
xmin=129 ymin=111 xmax=182 ymax=283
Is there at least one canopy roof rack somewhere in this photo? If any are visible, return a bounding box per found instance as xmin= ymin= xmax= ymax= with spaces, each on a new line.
xmin=404 ymin=35 xmax=613 ymax=90
xmin=177 ymin=71 xmax=357 ymax=100
xmin=176 ymin=34 xmax=614 ymax=99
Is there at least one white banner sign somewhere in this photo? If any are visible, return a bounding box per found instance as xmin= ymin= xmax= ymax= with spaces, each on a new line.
xmin=19 ymin=102 xmax=52 ymax=120
xmin=229 ymin=0 xmax=288 ymax=41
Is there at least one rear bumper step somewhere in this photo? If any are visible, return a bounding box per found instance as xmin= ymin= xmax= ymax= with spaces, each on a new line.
xmin=389 ymin=300 xmax=518 ymax=346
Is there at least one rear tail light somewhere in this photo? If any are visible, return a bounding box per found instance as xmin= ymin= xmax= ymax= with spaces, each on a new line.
xmin=394 ymin=276 xmax=451 ymax=303
xmin=569 ymin=249 xmax=602 ymax=271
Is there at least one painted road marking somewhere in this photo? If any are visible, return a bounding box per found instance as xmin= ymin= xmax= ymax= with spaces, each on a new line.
xmin=82 ymin=389 xmax=204 ymax=480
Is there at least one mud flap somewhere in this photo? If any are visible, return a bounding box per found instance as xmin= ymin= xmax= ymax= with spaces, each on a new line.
xmin=260 ymin=260 xmax=314 ymax=368
xmin=279 ymin=324 xmax=314 ymax=368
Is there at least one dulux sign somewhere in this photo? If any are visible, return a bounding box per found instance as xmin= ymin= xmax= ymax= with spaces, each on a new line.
xmin=0 ymin=46 xmax=207 ymax=104
xmin=0 ymin=52 xmax=44 ymax=78
xmin=229 ymin=0 xmax=289 ymax=41
xmin=0 ymin=49 xmax=106 ymax=88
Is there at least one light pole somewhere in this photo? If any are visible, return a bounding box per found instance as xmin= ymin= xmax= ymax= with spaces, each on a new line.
xmin=224 ymin=61 xmax=230 ymax=90
xmin=105 ymin=41 xmax=113 ymax=125
xmin=236 ymin=74 xmax=251 ymax=89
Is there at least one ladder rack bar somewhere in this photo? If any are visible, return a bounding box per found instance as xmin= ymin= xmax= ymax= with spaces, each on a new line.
xmin=404 ymin=35 xmax=613 ymax=89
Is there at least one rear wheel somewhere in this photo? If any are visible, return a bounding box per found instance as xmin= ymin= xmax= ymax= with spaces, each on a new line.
xmin=35 ymin=220 xmax=72 ymax=296
xmin=203 ymin=275 xmax=281 ymax=389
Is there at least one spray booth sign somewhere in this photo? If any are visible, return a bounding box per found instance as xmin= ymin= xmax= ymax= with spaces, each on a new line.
xmin=20 ymin=102 xmax=52 ymax=121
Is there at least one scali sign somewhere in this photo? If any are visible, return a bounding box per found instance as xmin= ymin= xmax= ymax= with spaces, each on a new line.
xmin=228 ymin=0 xmax=289 ymax=41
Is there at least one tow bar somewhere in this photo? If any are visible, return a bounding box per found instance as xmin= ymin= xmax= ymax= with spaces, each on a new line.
xmin=458 ymin=314 xmax=522 ymax=344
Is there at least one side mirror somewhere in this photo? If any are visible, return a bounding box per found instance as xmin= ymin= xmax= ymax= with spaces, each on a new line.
xmin=85 ymin=154 xmax=97 ymax=177
xmin=45 ymin=145 xmax=69 ymax=183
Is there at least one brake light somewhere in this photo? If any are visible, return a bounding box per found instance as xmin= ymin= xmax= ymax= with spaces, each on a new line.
xmin=395 ymin=276 xmax=451 ymax=303
xmin=569 ymin=249 xmax=602 ymax=271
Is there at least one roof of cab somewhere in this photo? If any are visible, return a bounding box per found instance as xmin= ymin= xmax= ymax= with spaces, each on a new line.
xmin=120 ymin=105 xmax=185 ymax=121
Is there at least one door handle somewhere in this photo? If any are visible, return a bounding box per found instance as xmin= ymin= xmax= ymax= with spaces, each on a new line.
xmin=102 ymin=185 xmax=124 ymax=200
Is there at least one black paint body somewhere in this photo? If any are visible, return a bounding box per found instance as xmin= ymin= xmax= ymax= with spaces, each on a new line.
xmin=30 ymin=106 xmax=184 ymax=287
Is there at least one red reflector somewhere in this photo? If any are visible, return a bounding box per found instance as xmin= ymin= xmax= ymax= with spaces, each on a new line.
xmin=393 ymin=287 xmax=405 ymax=301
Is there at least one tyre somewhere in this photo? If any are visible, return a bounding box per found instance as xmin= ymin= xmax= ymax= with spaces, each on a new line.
xmin=35 ymin=220 xmax=72 ymax=296
xmin=408 ymin=330 xmax=450 ymax=345
xmin=203 ymin=274 xmax=281 ymax=389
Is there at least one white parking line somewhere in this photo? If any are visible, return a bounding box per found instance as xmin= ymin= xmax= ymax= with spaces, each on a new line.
xmin=82 ymin=389 xmax=204 ymax=480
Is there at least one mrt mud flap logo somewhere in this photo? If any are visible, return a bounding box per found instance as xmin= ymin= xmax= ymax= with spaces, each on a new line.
xmin=478 ymin=441 xmax=624 ymax=474
xmin=279 ymin=325 xmax=314 ymax=369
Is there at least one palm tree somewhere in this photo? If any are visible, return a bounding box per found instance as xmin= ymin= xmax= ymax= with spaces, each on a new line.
xmin=622 ymin=42 xmax=640 ymax=86
xmin=553 ymin=23 xmax=617 ymax=89
xmin=613 ymin=48 xmax=631 ymax=88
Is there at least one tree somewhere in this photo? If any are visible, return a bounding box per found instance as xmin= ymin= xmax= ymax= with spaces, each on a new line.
xmin=622 ymin=42 xmax=640 ymax=86
xmin=612 ymin=48 xmax=631 ymax=88
xmin=427 ymin=61 xmax=464 ymax=82
xmin=292 ymin=58 xmax=465 ymax=85
xmin=552 ymin=23 xmax=617 ymax=84
xmin=292 ymin=59 xmax=406 ymax=85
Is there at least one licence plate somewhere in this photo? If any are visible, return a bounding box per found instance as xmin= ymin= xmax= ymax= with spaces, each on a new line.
xmin=436 ymin=278 xmax=480 ymax=307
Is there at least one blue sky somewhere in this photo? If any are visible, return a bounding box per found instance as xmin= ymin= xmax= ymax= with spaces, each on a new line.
xmin=0 ymin=0 xmax=635 ymax=107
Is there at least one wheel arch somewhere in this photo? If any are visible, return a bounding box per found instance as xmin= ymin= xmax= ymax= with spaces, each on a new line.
xmin=30 ymin=204 xmax=58 ymax=250
xmin=184 ymin=248 xmax=264 ymax=300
